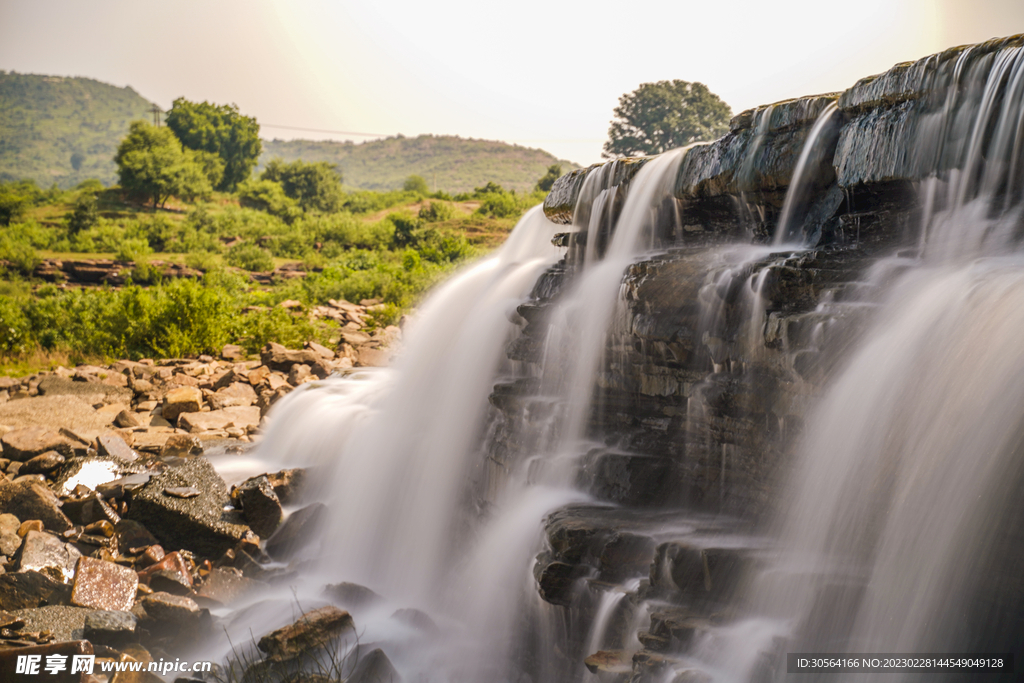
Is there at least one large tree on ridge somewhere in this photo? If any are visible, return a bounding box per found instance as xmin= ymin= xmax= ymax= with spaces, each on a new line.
xmin=165 ymin=98 xmax=261 ymax=191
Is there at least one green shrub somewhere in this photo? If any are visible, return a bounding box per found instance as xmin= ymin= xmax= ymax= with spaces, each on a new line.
xmin=475 ymin=192 xmax=520 ymax=218
xmin=0 ymin=235 xmax=40 ymax=275
xmin=0 ymin=297 xmax=31 ymax=354
xmin=226 ymin=243 xmax=275 ymax=272
xmin=418 ymin=201 xmax=456 ymax=222
xmin=237 ymin=179 xmax=303 ymax=224
xmin=116 ymin=237 xmax=153 ymax=264
xmin=403 ymin=175 xmax=429 ymax=194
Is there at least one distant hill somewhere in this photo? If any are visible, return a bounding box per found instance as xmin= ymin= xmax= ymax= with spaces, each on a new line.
xmin=261 ymin=135 xmax=578 ymax=194
xmin=0 ymin=72 xmax=155 ymax=189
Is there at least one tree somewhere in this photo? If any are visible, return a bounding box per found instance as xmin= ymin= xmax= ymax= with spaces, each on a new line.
xmin=536 ymin=164 xmax=562 ymax=192
xmin=165 ymin=98 xmax=261 ymax=191
xmin=114 ymin=121 xmax=210 ymax=209
xmin=403 ymin=175 xmax=429 ymax=194
xmin=603 ymin=80 xmax=731 ymax=158
xmin=261 ymin=159 xmax=343 ymax=213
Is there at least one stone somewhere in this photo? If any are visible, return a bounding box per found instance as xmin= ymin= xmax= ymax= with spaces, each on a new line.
xmin=139 ymin=545 xmax=165 ymax=566
xmin=208 ymin=382 xmax=257 ymax=410
xmin=17 ymin=531 xmax=81 ymax=583
xmin=138 ymin=551 xmax=192 ymax=593
xmin=260 ymin=342 xmax=321 ymax=371
xmin=0 ymin=512 xmax=20 ymax=535
xmin=124 ymin=457 xmax=251 ymax=557
xmin=83 ymin=520 xmax=114 ymax=537
xmin=236 ymin=475 xmax=283 ymax=538
xmin=0 ymin=480 xmax=73 ymax=531
xmin=96 ymin=434 xmax=138 ymax=463
xmin=256 ymin=606 xmax=354 ymax=662
xmin=159 ymin=434 xmax=203 ymax=458
xmin=322 ymin=582 xmax=383 ymax=611
xmin=20 ymin=450 xmax=66 ymax=474
xmin=37 ymin=375 xmax=133 ymax=405
xmin=1 ymin=426 xmax=74 ymax=461
xmin=584 ymin=649 xmax=633 ymax=675
xmin=50 ymin=456 xmax=126 ymax=496
xmin=0 ymin=532 xmax=21 ymax=556
xmin=196 ymin=567 xmax=264 ymax=605
xmin=288 ymin=364 xmax=312 ymax=386
xmin=347 ymin=648 xmax=401 ymax=683
xmin=61 ymin=493 xmax=120 ymax=527
xmin=163 ymin=486 xmax=201 ymax=498
xmin=162 ymin=386 xmax=203 ymax=423
xmin=70 ymin=557 xmax=138 ymax=611
xmin=265 ymin=503 xmax=327 ymax=560
xmin=18 ymin=519 xmax=44 ymax=536
xmin=0 ymin=570 xmax=71 ymax=609
xmin=221 ymin=344 xmax=245 ymax=361
xmin=138 ymin=592 xmax=200 ymax=625
xmin=304 ymin=341 xmax=336 ymax=360
xmin=7 ymin=605 xmax=94 ymax=642
xmin=113 ymin=520 xmax=160 ymax=553
xmin=391 ymin=608 xmax=438 ymax=635
xmin=266 ymin=468 xmax=307 ymax=504
xmin=0 ymin=639 xmax=94 ymax=683
xmin=84 ymin=609 xmax=138 ymax=645
xmin=178 ymin=406 xmax=261 ymax=433
xmin=247 ymin=365 xmax=271 ymax=385
xmin=147 ymin=569 xmax=193 ymax=595
xmin=114 ymin=410 xmax=142 ymax=429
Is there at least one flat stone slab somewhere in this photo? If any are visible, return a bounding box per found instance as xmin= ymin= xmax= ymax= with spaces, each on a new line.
xmin=0 ymin=395 xmax=114 ymax=431
xmin=38 ymin=375 xmax=133 ymax=405
xmin=1 ymin=426 xmax=75 ymax=461
xmin=10 ymin=605 xmax=93 ymax=642
xmin=17 ymin=530 xmax=81 ymax=583
xmin=179 ymin=406 xmax=260 ymax=433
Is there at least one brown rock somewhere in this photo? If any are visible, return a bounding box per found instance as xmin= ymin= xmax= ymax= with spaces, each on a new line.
xmin=288 ymin=364 xmax=312 ymax=386
xmin=0 ymin=570 xmax=71 ymax=609
xmin=96 ymin=434 xmax=138 ymax=463
xmin=303 ymin=341 xmax=336 ymax=360
xmin=236 ymin=475 xmax=282 ymax=538
xmin=114 ymin=410 xmax=142 ymax=429
xmin=256 ymin=605 xmax=354 ymax=662
xmin=1 ymin=427 xmax=74 ymax=461
xmin=114 ymin=520 xmax=160 ymax=553
xmin=138 ymin=591 xmax=200 ymax=625
xmin=139 ymin=545 xmax=165 ymax=566
xmin=158 ymin=433 xmax=203 ymax=458
xmin=260 ymin=342 xmax=320 ymax=371
xmin=584 ymin=649 xmax=634 ymax=675
xmin=18 ymin=530 xmax=82 ymax=583
xmin=162 ymin=387 xmax=203 ymax=423
xmin=178 ymin=406 xmax=261 ymax=433
xmin=266 ymin=468 xmax=307 ymax=505
xmin=196 ymin=567 xmax=264 ymax=605
xmin=18 ymin=519 xmax=45 ymax=536
xmin=0 ymin=480 xmax=73 ymax=532
xmin=221 ymin=344 xmax=245 ymax=361
xmin=0 ymin=512 xmax=20 ymax=535
xmin=21 ymin=450 xmax=66 ymax=475
xmin=356 ymin=346 xmax=393 ymax=367
xmin=70 ymin=557 xmax=138 ymax=611
xmin=208 ymin=382 xmax=258 ymax=410
xmin=247 ymin=365 xmax=271 ymax=385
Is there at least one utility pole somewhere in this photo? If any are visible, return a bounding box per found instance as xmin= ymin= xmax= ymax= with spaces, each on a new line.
xmin=149 ymin=105 xmax=162 ymax=127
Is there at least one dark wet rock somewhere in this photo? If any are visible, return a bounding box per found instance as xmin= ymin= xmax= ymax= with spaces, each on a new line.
xmin=147 ymin=569 xmax=193 ymax=596
xmin=163 ymin=486 xmax=200 ymax=498
xmin=235 ymin=475 xmax=283 ymax=538
xmin=347 ymin=648 xmax=401 ymax=683
xmin=391 ymin=608 xmax=438 ymax=635
xmin=266 ymin=468 xmax=307 ymax=505
xmin=0 ymin=639 xmax=93 ymax=683
xmin=16 ymin=531 xmax=81 ymax=583
xmin=1 ymin=427 xmax=75 ymax=461
xmin=83 ymin=609 xmax=137 ymax=646
xmin=10 ymin=605 xmax=93 ymax=642
xmin=322 ymin=582 xmax=383 ymax=610
xmin=256 ymin=606 xmax=354 ymax=663
xmin=0 ymin=480 xmax=72 ymax=532
xmin=264 ymin=503 xmax=327 ymax=560
xmin=137 ymin=551 xmax=192 ymax=589
xmin=138 ymin=591 xmax=201 ymax=625
xmin=196 ymin=567 xmax=265 ymax=605
xmin=21 ymin=450 xmax=66 ymax=475
xmin=648 ymin=541 xmax=756 ymax=602
xmin=0 ymin=570 xmax=71 ymax=609
xmin=96 ymin=473 xmax=152 ymax=501
xmin=114 ymin=409 xmax=142 ymax=428
xmin=70 ymin=557 xmax=137 ymax=611
xmin=260 ymin=342 xmax=321 ymax=371
xmin=532 ymin=555 xmax=586 ymax=607
xmin=62 ymin=493 xmax=120 ymax=527
xmin=96 ymin=434 xmax=138 ymax=463
xmin=125 ymin=457 xmax=251 ymax=557
xmin=158 ymin=434 xmax=203 ymax=458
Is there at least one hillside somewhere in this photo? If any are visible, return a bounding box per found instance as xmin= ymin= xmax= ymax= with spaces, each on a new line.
xmin=261 ymin=135 xmax=578 ymax=194
xmin=0 ymin=72 xmax=155 ymax=189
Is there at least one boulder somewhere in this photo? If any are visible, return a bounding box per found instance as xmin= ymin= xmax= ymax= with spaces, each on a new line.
xmin=266 ymin=468 xmax=307 ymax=505
xmin=0 ymin=639 xmax=93 ymax=683
xmin=114 ymin=409 xmax=142 ymax=428
xmin=124 ymin=457 xmax=251 ymax=557
xmin=196 ymin=567 xmax=265 ymax=605
xmin=159 ymin=434 xmax=203 ymax=458
xmin=235 ymin=475 xmax=283 ymax=538
xmin=70 ymin=557 xmax=138 ymax=611
xmin=347 ymin=648 xmax=401 ymax=683
xmin=137 ymin=551 xmax=192 ymax=592
xmin=139 ymin=592 xmax=201 ymax=626
xmin=322 ymin=582 xmax=383 ymax=611
xmin=260 ymin=342 xmax=320 ymax=371
xmin=221 ymin=344 xmax=245 ymax=361
xmin=208 ymin=382 xmax=257 ymax=410
xmin=20 ymin=450 xmax=66 ymax=475
xmin=17 ymin=531 xmax=81 ymax=583
xmin=84 ymin=609 xmax=138 ymax=646
xmin=96 ymin=434 xmax=138 ymax=463
xmin=113 ymin=520 xmax=159 ymax=553
xmin=256 ymin=606 xmax=354 ymax=662
xmin=0 ymin=480 xmax=72 ymax=531
xmin=0 ymin=570 xmax=71 ymax=609
xmin=7 ymin=605 xmax=93 ymax=643
xmin=1 ymin=427 xmax=74 ymax=461
xmin=265 ymin=503 xmax=327 ymax=560
xmin=37 ymin=375 xmax=133 ymax=405
xmin=178 ymin=406 xmax=260 ymax=434
xmin=162 ymin=387 xmax=203 ymax=423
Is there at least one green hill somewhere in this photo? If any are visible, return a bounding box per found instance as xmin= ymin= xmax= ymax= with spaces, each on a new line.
xmin=0 ymin=72 xmax=156 ymax=189
xmin=261 ymin=135 xmax=578 ymax=194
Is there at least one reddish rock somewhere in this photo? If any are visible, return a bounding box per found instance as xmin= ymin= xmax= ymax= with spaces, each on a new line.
xmin=0 ymin=640 xmax=94 ymax=683
xmin=139 ymin=591 xmax=200 ymax=625
xmin=257 ymin=606 xmax=354 ymax=662
xmin=21 ymin=450 xmax=66 ymax=475
xmin=0 ymin=480 xmax=73 ymax=532
xmin=158 ymin=434 xmax=203 ymax=458
xmin=137 ymin=551 xmax=192 ymax=590
xmin=70 ymin=557 xmax=138 ymax=611
xmin=1 ymin=427 xmax=74 ymax=461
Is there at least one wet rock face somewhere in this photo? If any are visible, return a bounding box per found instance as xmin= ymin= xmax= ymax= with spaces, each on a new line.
xmin=256 ymin=606 xmax=354 ymax=663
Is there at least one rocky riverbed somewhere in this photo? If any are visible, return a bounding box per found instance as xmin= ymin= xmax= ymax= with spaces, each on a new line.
xmin=0 ymin=298 xmax=402 ymax=682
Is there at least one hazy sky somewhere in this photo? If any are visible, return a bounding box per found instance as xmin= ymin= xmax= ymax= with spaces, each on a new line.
xmin=2 ymin=0 xmax=1023 ymax=166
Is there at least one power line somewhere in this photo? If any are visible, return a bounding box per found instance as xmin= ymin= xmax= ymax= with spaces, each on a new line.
xmin=260 ymin=123 xmax=389 ymax=137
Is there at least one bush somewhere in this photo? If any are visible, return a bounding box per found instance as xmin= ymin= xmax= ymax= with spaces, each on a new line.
xmin=403 ymin=174 xmax=429 ymax=194
xmin=0 ymin=234 xmax=40 ymax=275
xmin=475 ymin=192 xmax=520 ymax=218
xmin=66 ymin=194 xmax=100 ymax=235
xmin=116 ymin=237 xmax=154 ymax=264
xmin=237 ymin=179 xmax=303 ymax=224
xmin=418 ymin=201 xmax=455 ymax=222
xmin=226 ymin=243 xmax=275 ymax=272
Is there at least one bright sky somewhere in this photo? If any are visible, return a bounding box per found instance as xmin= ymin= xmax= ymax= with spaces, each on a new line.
xmin=2 ymin=0 xmax=1023 ymax=166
